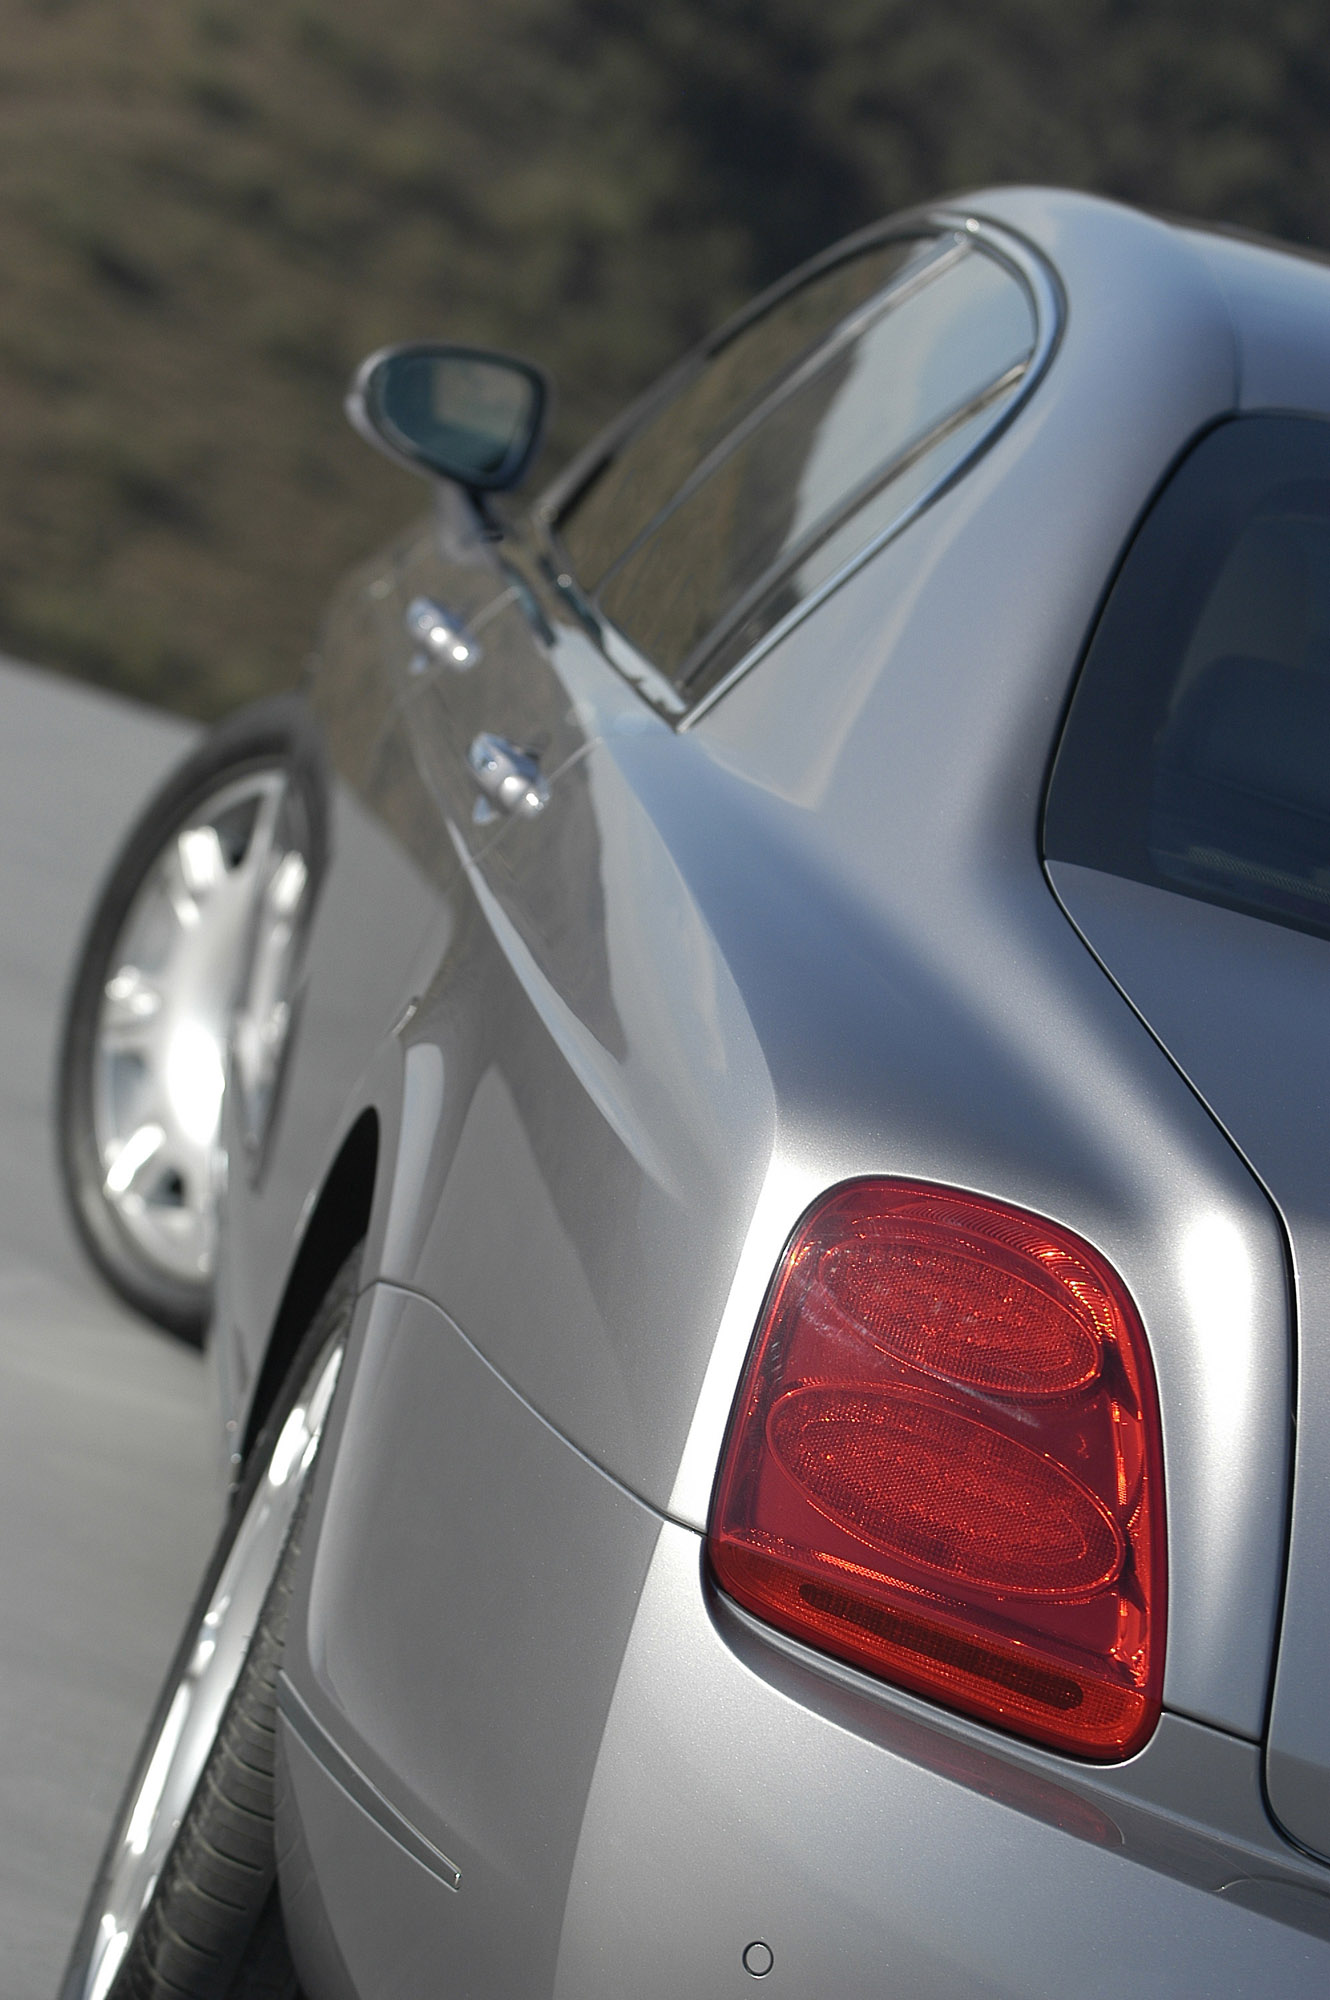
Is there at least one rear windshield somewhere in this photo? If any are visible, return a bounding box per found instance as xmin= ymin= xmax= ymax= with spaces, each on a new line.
xmin=1045 ymin=416 xmax=1330 ymax=942
xmin=553 ymin=232 xmax=1037 ymax=709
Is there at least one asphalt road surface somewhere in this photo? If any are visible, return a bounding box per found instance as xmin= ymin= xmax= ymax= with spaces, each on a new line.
xmin=0 ymin=656 xmax=223 ymax=1997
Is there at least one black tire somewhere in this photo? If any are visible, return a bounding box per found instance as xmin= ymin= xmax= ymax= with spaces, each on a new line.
xmin=57 ymin=694 xmax=327 ymax=1341
xmin=58 ymin=1247 xmax=361 ymax=2000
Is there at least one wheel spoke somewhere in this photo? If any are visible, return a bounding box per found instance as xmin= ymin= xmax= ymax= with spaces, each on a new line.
xmin=153 ymin=842 xmax=201 ymax=934
xmin=267 ymin=845 xmax=308 ymax=919
xmin=161 ymin=1018 xmax=227 ymax=1152
xmin=103 ymin=1120 xmax=213 ymax=1270
xmin=99 ymin=966 xmax=164 ymax=1049
xmin=84 ymin=763 xmax=298 ymax=1293
xmin=241 ymin=776 xmax=287 ymax=878
xmin=103 ymin=1123 xmax=166 ymax=1199
xmin=176 ymin=823 xmax=227 ymax=898
xmin=220 ymin=775 xmax=288 ymax=913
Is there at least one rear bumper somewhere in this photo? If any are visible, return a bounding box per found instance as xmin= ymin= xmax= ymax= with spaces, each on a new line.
xmin=551 ymin=1529 xmax=1330 ymax=1999
xmin=276 ymin=1286 xmax=1330 ymax=1999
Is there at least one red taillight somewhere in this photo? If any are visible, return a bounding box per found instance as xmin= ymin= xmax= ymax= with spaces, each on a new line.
xmin=707 ymin=1180 xmax=1166 ymax=1759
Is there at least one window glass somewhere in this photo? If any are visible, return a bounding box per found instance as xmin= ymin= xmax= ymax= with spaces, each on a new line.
xmin=555 ymin=236 xmax=943 ymax=593
xmin=1045 ymin=416 xmax=1330 ymax=941
xmin=695 ymin=393 xmax=1010 ymax=700
xmin=579 ymin=243 xmax=1035 ymax=697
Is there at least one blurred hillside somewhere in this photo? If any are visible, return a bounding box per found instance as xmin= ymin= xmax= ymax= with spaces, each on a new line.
xmin=2 ymin=0 xmax=1329 ymax=717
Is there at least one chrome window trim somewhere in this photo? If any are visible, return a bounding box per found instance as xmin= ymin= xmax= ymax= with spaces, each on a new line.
xmin=674 ymin=354 xmax=1028 ymax=702
xmin=533 ymin=218 xmax=949 ymax=530
xmin=597 ymin=619 xmax=692 ymax=720
xmin=534 ymin=210 xmax=1065 ymax=729
xmin=681 ymin=214 xmax=1063 ymax=727
xmin=590 ymin=232 xmax=970 ymax=602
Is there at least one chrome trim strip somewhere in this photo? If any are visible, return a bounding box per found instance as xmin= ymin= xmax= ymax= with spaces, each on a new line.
xmin=591 ymin=233 xmax=970 ymax=598
xmin=679 ymin=213 xmax=1065 ymax=727
xmin=277 ymin=1674 xmax=463 ymax=1891
xmin=596 ymin=619 xmax=690 ymax=719
xmin=534 ymin=214 xmax=954 ymax=528
xmin=675 ymin=356 xmax=1028 ymax=699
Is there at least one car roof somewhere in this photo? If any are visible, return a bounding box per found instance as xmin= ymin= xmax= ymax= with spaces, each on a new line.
xmin=963 ymin=184 xmax=1330 ymax=420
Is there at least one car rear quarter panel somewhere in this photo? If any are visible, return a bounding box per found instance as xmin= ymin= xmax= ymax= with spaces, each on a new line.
xmin=547 ymin=1526 xmax=1330 ymax=2000
xmin=278 ymin=1281 xmax=663 ymax=1999
xmin=263 ymin=191 xmax=1327 ymax=1996
xmin=353 ymin=194 xmax=1290 ymax=1743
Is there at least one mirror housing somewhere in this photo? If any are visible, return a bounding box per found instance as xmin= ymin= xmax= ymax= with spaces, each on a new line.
xmin=346 ymin=342 xmax=548 ymax=493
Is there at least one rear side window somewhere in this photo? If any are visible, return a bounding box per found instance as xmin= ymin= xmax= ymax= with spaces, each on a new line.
xmin=557 ymin=236 xmax=928 ymax=592
xmin=1046 ymin=416 xmax=1330 ymax=942
xmin=552 ymin=229 xmax=1039 ymax=712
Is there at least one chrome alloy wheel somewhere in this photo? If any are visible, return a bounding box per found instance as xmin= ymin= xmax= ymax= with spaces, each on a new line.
xmin=77 ymin=1337 xmax=343 ymax=2000
xmin=90 ymin=769 xmax=307 ymax=1288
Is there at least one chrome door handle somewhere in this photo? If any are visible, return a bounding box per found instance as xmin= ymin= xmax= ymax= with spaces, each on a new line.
xmin=466 ymin=733 xmax=549 ymax=819
xmin=404 ymin=596 xmax=483 ymax=672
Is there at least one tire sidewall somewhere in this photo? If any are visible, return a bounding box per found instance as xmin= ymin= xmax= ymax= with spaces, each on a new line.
xmin=57 ymin=1245 xmax=361 ymax=2000
xmin=56 ymin=694 xmax=328 ymax=1341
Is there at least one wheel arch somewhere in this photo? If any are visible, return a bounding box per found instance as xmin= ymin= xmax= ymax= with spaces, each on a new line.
xmin=242 ymin=1105 xmax=379 ymax=1458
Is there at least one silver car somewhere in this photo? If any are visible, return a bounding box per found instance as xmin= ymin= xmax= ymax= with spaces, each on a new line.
xmin=59 ymin=186 xmax=1330 ymax=1998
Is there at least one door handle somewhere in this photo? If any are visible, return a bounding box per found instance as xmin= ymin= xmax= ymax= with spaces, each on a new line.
xmin=404 ymin=596 xmax=483 ymax=672
xmin=467 ymin=733 xmax=549 ymax=819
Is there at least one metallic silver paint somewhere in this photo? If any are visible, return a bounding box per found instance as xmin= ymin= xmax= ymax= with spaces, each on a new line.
xmin=680 ymin=210 xmax=1065 ymax=727
xmin=279 ymin=1283 xmax=663 ymax=2000
xmin=191 ymin=187 xmax=1330 ymax=1993
xmin=1181 ymin=225 xmax=1330 ymax=414
xmin=366 ymin=187 xmax=1283 ymax=1734
xmin=281 ymin=1298 xmax=1330 ymax=1997
xmin=553 ymin=1526 xmax=1330 ymax=1999
xmin=1048 ymin=862 xmax=1330 ymax=1862
xmin=1033 ymin=225 xmax=1330 ymax=1861
xmin=278 ymin=1675 xmax=461 ymax=1892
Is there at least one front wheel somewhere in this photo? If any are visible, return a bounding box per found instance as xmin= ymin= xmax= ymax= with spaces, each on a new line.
xmin=59 ymin=1250 xmax=359 ymax=2000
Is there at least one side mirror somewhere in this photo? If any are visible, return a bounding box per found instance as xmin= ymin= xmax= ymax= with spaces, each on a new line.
xmin=346 ymin=342 xmax=548 ymax=493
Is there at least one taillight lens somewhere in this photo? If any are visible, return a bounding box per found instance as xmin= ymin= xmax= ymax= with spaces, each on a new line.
xmin=707 ymin=1180 xmax=1165 ymax=1759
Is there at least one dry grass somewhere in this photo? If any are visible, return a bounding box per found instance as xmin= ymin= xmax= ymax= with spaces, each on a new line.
xmin=0 ymin=0 xmax=748 ymax=714
xmin=3 ymin=1 xmax=1328 ymax=717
